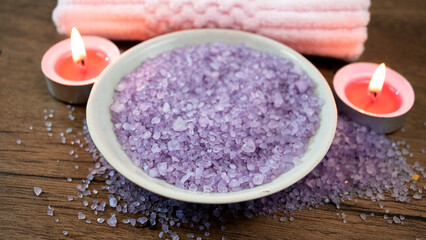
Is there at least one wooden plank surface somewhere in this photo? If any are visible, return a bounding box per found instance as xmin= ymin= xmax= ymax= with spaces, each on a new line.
xmin=0 ymin=0 xmax=425 ymax=239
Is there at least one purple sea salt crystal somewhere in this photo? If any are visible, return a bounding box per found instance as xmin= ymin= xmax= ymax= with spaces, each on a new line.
xmin=33 ymin=187 xmax=42 ymax=196
xmin=16 ymin=139 xmax=22 ymax=144
xmin=78 ymin=212 xmax=86 ymax=220
xmin=252 ymin=174 xmax=264 ymax=185
xmin=413 ymin=193 xmax=422 ymax=199
xmin=47 ymin=206 xmax=54 ymax=216
xmin=172 ymin=117 xmax=188 ymax=132
xmin=241 ymin=138 xmax=256 ymax=153
xmin=393 ymin=216 xmax=401 ymax=224
xmin=137 ymin=217 xmax=148 ymax=225
xmin=109 ymin=196 xmax=118 ymax=207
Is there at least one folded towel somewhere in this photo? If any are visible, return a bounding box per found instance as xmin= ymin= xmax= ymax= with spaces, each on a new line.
xmin=53 ymin=0 xmax=371 ymax=60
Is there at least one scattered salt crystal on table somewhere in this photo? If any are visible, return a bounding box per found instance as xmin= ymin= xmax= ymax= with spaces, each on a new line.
xmin=137 ymin=217 xmax=148 ymax=225
xmin=393 ymin=216 xmax=401 ymax=224
xmin=16 ymin=139 xmax=22 ymax=144
xmin=413 ymin=193 xmax=422 ymax=199
xmin=33 ymin=187 xmax=42 ymax=196
xmin=47 ymin=206 xmax=54 ymax=216
xmin=360 ymin=213 xmax=367 ymax=220
xmin=62 ymin=230 xmax=68 ymax=236
xmin=78 ymin=212 xmax=86 ymax=220
xmin=107 ymin=214 xmax=117 ymax=227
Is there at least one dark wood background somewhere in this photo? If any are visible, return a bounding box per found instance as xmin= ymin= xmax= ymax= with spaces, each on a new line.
xmin=1 ymin=0 xmax=425 ymax=239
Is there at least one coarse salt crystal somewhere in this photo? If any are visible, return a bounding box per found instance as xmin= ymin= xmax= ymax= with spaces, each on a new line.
xmin=78 ymin=212 xmax=86 ymax=220
xmin=34 ymin=187 xmax=42 ymax=196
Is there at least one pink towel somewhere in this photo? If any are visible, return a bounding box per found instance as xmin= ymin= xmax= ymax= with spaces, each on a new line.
xmin=53 ymin=0 xmax=371 ymax=60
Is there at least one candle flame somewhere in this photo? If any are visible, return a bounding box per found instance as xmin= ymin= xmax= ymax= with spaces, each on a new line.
xmin=70 ymin=27 xmax=87 ymax=65
xmin=368 ymin=63 xmax=386 ymax=94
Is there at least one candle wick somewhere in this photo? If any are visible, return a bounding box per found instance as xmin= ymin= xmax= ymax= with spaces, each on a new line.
xmin=369 ymin=91 xmax=378 ymax=100
xmin=80 ymin=59 xmax=85 ymax=67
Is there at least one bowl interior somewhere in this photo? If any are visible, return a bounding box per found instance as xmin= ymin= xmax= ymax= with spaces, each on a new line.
xmin=86 ymin=29 xmax=337 ymax=204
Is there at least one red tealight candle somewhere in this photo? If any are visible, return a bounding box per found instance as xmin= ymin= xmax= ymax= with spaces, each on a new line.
xmin=345 ymin=81 xmax=401 ymax=114
xmin=41 ymin=27 xmax=120 ymax=104
xmin=333 ymin=62 xmax=415 ymax=133
xmin=344 ymin=63 xmax=402 ymax=114
xmin=55 ymin=49 xmax=110 ymax=81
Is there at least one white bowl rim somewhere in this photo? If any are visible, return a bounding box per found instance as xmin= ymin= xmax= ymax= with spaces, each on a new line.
xmin=87 ymin=29 xmax=337 ymax=204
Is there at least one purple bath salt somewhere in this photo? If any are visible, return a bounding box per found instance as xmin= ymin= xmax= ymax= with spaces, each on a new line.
xmin=79 ymin=112 xmax=425 ymax=239
xmin=78 ymin=212 xmax=86 ymax=220
xmin=33 ymin=187 xmax=42 ymax=196
xmin=107 ymin=214 xmax=117 ymax=227
xmin=47 ymin=206 xmax=54 ymax=216
xmin=111 ymin=43 xmax=321 ymax=192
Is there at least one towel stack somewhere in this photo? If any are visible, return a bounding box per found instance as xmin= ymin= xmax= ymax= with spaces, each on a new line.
xmin=53 ymin=0 xmax=371 ymax=60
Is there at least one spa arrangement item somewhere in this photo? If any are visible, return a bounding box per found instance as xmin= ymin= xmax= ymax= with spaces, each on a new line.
xmin=86 ymin=29 xmax=337 ymax=204
xmin=52 ymin=0 xmax=371 ymax=60
xmin=333 ymin=62 xmax=414 ymax=133
xmin=41 ymin=28 xmax=120 ymax=104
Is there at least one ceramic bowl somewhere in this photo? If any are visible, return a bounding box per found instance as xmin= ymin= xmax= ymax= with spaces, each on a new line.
xmin=86 ymin=29 xmax=337 ymax=204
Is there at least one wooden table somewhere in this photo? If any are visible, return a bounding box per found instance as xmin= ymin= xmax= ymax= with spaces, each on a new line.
xmin=1 ymin=0 xmax=425 ymax=239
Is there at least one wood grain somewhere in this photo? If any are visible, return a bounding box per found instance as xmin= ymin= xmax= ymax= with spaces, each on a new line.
xmin=0 ymin=0 xmax=425 ymax=239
